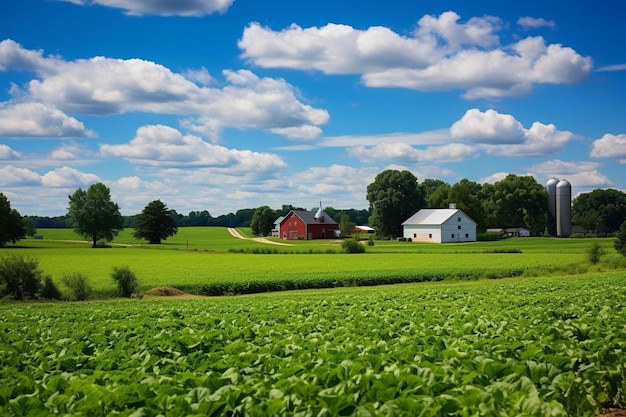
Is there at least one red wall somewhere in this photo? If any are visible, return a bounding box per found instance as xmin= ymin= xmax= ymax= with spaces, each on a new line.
xmin=279 ymin=212 xmax=338 ymax=240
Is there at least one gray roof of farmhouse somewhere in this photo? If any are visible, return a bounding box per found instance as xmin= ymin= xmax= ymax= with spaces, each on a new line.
xmin=402 ymin=209 xmax=476 ymax=226
xmin=286 ymin=210 xmax=338 ymax=225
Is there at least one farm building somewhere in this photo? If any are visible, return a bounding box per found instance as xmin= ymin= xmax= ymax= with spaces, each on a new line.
xmin=278 ymin=205 xmax=339 ymax=240
xmin=402 ymin=206 xmax=477 ymax=243
xmin=353 ymin=225 xmax=375 ymax=234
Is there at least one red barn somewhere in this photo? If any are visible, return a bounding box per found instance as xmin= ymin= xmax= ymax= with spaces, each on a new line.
xmin=279 ymin=206 xmax=339 ymax=240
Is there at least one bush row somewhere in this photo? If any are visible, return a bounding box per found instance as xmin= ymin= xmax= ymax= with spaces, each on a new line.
xmin=200 ymin=269 xmax=525 ymax=296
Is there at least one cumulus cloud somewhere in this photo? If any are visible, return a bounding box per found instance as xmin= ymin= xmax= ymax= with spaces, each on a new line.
xmin=591 ymin=133 xmax=626 ymax=162
xmin=529 ymin=159 xmax=612 ymax=187
xmin=517 ymin=17 xmax=556 ymax=30
xmin=451 ymin=108 xmax=575 ymax=156
xmin=0 ymin=39 xmax=328 ymax=140
xmin=0 ymin=102 xmax=94 ymax=138
xmin=348 ymin=142 xmax=477 ymax=164
xmin=0 ymin=165 xmax=41 ymax=186
xmin=41 ymin=166 xmax=101 ymax=187
xmin=239 ymin=11 xmax=592 ymax=99
xmin=0 ymin=144 xmax=21 ymax=160
xmin=58 ymin=0 xmax=234 ymax=16
xmin=100 ymin=124 xmax=287 ymax=172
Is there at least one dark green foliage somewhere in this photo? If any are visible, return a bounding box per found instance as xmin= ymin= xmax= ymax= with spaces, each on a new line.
xmin=250 ymin=206 xmax=276 ymax=236
xmin=573 ymin=188 xmax=626 ymax=234
xmin=0 ymin=254 xmax=43 ymax=300
xmin=587 ymin=242 xmax=604 ymax=264
xmin=62 ymin=272 xmax=93 ymax=301
xmin=342 ymin=237 xmax=366 ymax=253
xmin=339 ymin=214 xmax=355 ymax=237
xmin=615 ymin=220 xmax=626 ymax=256
xmin=367 ymin=169 xmax=425 ymax=237
xmin=133 ymin=200 xmax=178 ymax=244
xmin=0 ymin=193 xmax=26 ymax=247
xmin=111 ymin=265 xmax=138 ymax=297
xmin=489 ymin=174 xmax=548 ymax=235
xmin=67 ymin=183 xmax=124 ymax=248
xmin=40 ymin=276 xmax=62 ymax=300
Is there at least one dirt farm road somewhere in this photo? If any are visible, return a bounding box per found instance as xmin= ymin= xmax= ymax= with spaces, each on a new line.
xmin=227 ymin=228 xmax=293 ymax=246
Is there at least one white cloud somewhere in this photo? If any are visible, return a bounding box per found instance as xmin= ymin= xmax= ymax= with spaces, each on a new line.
xmin=59 ymin=0 xmax=234 ymax=16
xmin=50 ymin=142 xmax=95 ymax=160
xmin=0 ymin=102 xmax=94 ymax=138
xmin=595 ymin=64 xmax=626 ymax=72
xmin=100 ymin=124 xmax=287 ymax=172
xmin=319 ymin=130 xmax=450 ymax=148
xmin=450 ymin=108 xmax=525 ymax=144
xmin=591 ymin=133 xmax=626 ymax=161
xmin=0 ymin=165 xmax=41 ymax=186
xmin=41 ymin=166 xmax=100 ymax=187
xmin=479 ymin=172 xmax=509 ymax=184
xmin=517 ymin=17 xmax=556 ymax=30
xmin=239 ymin=11 xmax=592 ymax=99
xmin=0 ymin=40 xmax=328 ymax=141
xmin=0 ymin=144 xmax=21 ymax=160
xmin=529 ymin=159 xmax=612 ymax=187
xmin=348 ymin=142 xmax=477 ymax=164
xmin=450 ymin=108 xmax=575 ymax=156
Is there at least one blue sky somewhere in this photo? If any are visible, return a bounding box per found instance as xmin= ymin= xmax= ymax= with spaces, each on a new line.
xmin=1 ymin=0 xmax=625 ymax=216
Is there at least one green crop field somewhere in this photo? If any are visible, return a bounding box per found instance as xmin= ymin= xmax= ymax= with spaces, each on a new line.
xmin=3 ymin=227 xmax=623 ymax=296
xmin=1 ymin=272 xmax=625 ymax=415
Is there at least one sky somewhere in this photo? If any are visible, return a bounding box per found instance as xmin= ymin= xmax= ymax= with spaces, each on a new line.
xmin=1 ymin=0 xmax=625 ymax=217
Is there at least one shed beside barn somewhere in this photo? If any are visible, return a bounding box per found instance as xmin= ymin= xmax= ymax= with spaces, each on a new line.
xmin=402 ymin=208 xmax=477 ymax=243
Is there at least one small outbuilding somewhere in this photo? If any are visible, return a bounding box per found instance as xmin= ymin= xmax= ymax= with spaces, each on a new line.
xmin=278 ymin=205 xmax=339 ymax=240
xmin=402 ymin=206 xmax=477 ymax=243
xmin=353 ymin=225 xmax=375 ymax=234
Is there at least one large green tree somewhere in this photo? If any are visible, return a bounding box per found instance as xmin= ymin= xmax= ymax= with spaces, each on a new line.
xmin=447 ymin=179 xmax=485 ymax=231
xmin=250 ymin=206 xmax=276 ymax=236
xmin=572 ymin=189 xmax=626 ymax=234
xmin=67 ymin=183 xmax=124 ymax=248
xmin=0 ymin=193 xmax=26 ymax=247
xmin=490 ymin=174 xmax=547 ymax=235
xmin=366 ymin=169 xmax=425 ymax=237
xmin=133 ymin=200 xmax=178 ymax=244
xmin=615 ymin=220 xmax=626 ymax=256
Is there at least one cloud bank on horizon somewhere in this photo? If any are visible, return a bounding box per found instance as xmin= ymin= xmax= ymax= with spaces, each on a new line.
xmin=1 ymin=0 xmax=625 ymax=216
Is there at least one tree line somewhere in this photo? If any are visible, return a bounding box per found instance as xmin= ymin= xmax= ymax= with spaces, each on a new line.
xmin=2 ymin=169 xmax=626 ymax=248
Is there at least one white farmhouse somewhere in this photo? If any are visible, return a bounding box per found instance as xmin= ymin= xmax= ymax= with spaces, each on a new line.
xmin=402 ymin=206 xmax=477 ymax=243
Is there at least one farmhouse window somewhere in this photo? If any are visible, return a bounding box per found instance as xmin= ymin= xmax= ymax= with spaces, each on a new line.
xmin=457 ymin=225 xmax=461 ymax=230
xmin=414 ymin=233 xmax=417 ymax=238
xmin=429 ymin=233 xmax=432 ymax=238
xmin=465 ymin=234 xmax=469 ymax=238
xmin=457 ymin=217 xmax=461 ymax=222
xmin=451 ymin=234 xmax=455 ymax=238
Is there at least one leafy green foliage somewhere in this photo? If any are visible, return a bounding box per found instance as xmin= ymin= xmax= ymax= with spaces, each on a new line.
xmin=489 ymin=174 xmax=548 ymax=235
xmin=250 ymin=206 xmax=276 ymax=236
xmin=573 ymin=188 xmax=626 ymax=234
xmin=62 ymin=272 xmax=92 ymax=301
xmin=67 ymin=183 xmax=124 ymax=248
xmin=587 ymin=241 xmax=604 ymax=264
xmin=0 ymin=193 xmax=26 ymax=247
xmin=341 ymin=237 xmax=365 ymax=253
xmin=0 ymin=254 xmax=43 ymax=300
xmin=133 ymin=200 xmax=178 ymax=244
xmin=111 ymin=265 xmax=139 ymax=297
xmin=615 ymin=220 xmax=626 ymax=257
xmin=40 ymin=275 xmax=62 ymax=300
xmin=367 ymin=169 xmax=425 ymax=237
xmin=1 ymin=273 xmax=625 ymax=415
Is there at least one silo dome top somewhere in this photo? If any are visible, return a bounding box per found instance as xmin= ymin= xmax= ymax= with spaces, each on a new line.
xmin=546 ymin=177 xmax=559 ymax=187
xmin=556 ymin=179 xmax=571 ymax=188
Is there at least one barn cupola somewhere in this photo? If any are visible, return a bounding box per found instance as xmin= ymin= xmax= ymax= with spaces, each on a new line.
xmin=314 ymin=201 xmax=325 ymax=223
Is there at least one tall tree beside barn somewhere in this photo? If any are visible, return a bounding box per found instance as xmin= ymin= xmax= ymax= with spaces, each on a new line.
xmin=367 ymin=169 xmax=425 ymax=237
xmin=250 ymin=206 xmax=276 ymax=236
xmin=572 ymin=189 xmax=626 ymax=234
xmin=67 ymin=183 xmax=124 ymax=248
xmin=489 ymin=174 xmax=547 ymax=235
xmin=0 ymin=193 xmax=26 ymax=247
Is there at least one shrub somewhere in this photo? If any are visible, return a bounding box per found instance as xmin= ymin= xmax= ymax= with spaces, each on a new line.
xmin=40 ymin=276 xmax=62 ymax=300
xmin=367 ymin=236 xmax=375 ymax=247
xmin=62 ymin=272 xmax=93 ymax=301
xmin=587 ymin=241 xmax=604 ymax=264
xmin=111 ymin=265 xmax=139 ymax=297
xmin=615 ymin=220 xmax=626 ymax=257
xmin=0 ymin=254 xmax=43 ymax=300
xmin=342 ymin=237 xmax=366 ymax=253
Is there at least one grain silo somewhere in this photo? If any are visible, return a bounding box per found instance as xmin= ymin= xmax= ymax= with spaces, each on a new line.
xmin=556 ymin=179 xmax=572 ymax=237
xmin=545 ymin=177 xmax=559 ymax=236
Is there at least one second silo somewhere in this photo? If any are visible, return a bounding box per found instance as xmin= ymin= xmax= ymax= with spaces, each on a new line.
xmin=556 ymin=179 xmax=571 ymax=237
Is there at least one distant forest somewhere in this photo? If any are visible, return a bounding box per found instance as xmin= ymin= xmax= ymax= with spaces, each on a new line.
xmin=25 ymin=205 xmax=371 ymax=230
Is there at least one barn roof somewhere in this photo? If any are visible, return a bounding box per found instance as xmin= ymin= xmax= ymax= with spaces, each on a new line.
xmin=285 ymin=210 xmax=338 ymax=225
xmin=402 ymin=209 xmax=476 ymax=226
